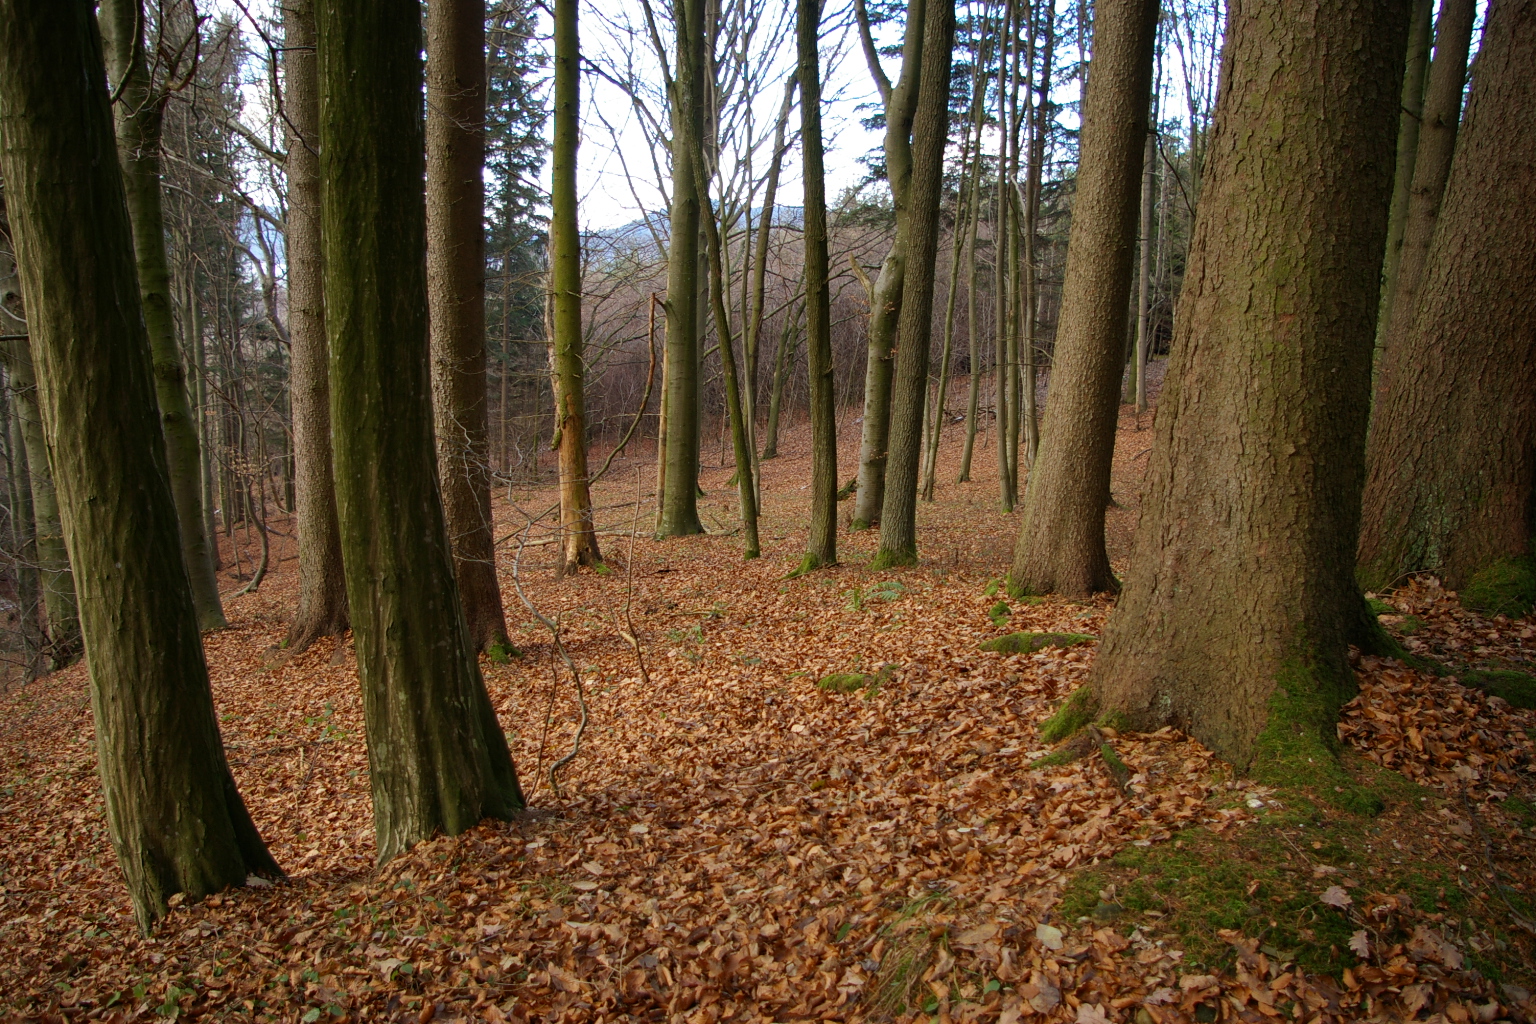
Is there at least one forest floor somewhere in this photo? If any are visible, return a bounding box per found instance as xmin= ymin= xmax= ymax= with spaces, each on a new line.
xmin=3 ymin=380 xmax=1536 ymax=1024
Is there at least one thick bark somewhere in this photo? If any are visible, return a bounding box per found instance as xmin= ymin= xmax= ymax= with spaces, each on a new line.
xmin=317 ymin=0 xmax=525 ymax=861
xmin=283 ymin=0 xmax=349 ymax=652
xmin=1008 ymin=0 xmax=1158 ymax=599
xmin=1375 ymin=0 xmax=1476 ymax=368
xmin=1088 ymin=0 xmax=1410 ymax=772
xmin=1359 ymin=0 xmax=1536 ymax=602
xmin=549 ymin=0 xmax=601 ymax=575
xmin=0 ymin=0 xmax=280 ymax=930
xmin=797 ymin=0 xmax=836 ymax=571
xmin=851 ymin=0 xmax=925 ymax=530
xmin=427 ymin=0 xmax=512 ymax=648
xmin=870 ymin=0 xmax=955 ymax=568
xmin=1376 ymin=0 xmax=1435 ymax=345
xmin=657 ymin=0 xmax=707 ymax=538
xmin=98 ymin=0 xmax=226 ymax=632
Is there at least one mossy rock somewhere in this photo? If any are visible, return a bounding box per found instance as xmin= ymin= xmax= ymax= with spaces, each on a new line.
xmin=979 ymin=631 xmax=1096 ymax=656
xmin=1460 ymin=555 xmax=1536 ymax=618
xmin=1461 ymin=669 xmax=1536 ymax=710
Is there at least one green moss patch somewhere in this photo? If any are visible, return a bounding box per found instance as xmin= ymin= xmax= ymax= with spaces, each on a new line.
xmin=988 ymin=600 xmax=1010 ymax=627
xmin=1460 ymin=669 xmax=1536 ymax=709
xmin=817 ymin=673 xmax=871 ymax=694
xmin=978 ymin=631 xmax=1096 ymax=656
xmin=1366 ymin=597 xmax=1395 ymax=617
xmin=1252 ymin=662 xmax=1382 ymax=816
xmin=1037 ymin=686 xmax=1099 ymax=744
xmin=1460 ymin=555 xmax=1536 ymax=618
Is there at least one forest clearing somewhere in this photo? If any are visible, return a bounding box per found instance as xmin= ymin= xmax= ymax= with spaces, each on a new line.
xmin=3 ymin=415 xmax=1534 ymax=1022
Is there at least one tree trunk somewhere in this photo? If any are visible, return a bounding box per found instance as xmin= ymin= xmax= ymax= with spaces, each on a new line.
xmin=1376 ymin=0 xmax=1435 ymax=349
xmin=98 ymin=0 xmax=226 ymax=631
xmin=427 ymin=0 xmax=513 ymax=649
xmin=1008 ymin=0 xmax=1158 ymax=599
xmin=870 ymin=0 xmax=955 ymax=569
xmin=1359 ymin=0 xmax=1536 ymax=614
xmin=1133 ymin=125 xmax=1155 ymax=414
xmin=282 ymin=0 xmax=349 ymax=652
xmin=761 ymin=286 xmax=801 ymax=461
xmin=657 ymin=0 xmax=707 ymax=538
xmin=0 ymin=0 xmax=281 ymax=930
xmin=3 ymin=381 xmax=45 ymax=678
xmin=1087 ymin=0 xmax=1410 ymax=776
xmin=1374 ymin=0 xmax=1476 ymax=368
xmin=745 ymin=76 xmax=796 ymax=487
xmin=549 ymin=0 xmax=601 ymax=575
xmin=851 ymin=0 xmax=925 ymax=530
xmin=317 ymin=0 xmax=525 ymax=861
xmin=795 ymin=0 xmax=836 ymax=572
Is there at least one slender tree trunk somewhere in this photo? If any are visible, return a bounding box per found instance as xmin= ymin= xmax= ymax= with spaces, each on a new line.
xmin=1133 ymin=125 xmax=1155 ymax=414
xmin=795 ymin=0 xmax=836 ymax=572
xmin=1375 ymin=0 xmax=1476 ymax=369
xmin=745 ymin=76 xmax=796 ymax=484
xmin=851 ymin=0 xmax=925 ymax=530
xmin=762 ymin=286 xmax=801 ymax=460
xmin=1009 ymin=0 xmax=1158 ymax=598
xmin=98 ymin=0 xmax=226 ymax=631
xmin=1020 ymin=1 xmax=1053 ymax=471
xmin=1087 ymin=0 xmax=1410 ymax=774
xmin=871 ymin=0 xmax=955 ymax=568
xmin=922 ymin=139 xmax=972 ymax=502
xmin=4 ymin=382 xmax=44 ymax=678
xmin=0 ymin=0 xmax=281 ymax=929
xmin=957 ymin=26 xmax=990 ymax=485
xmin=1359 ymin=0 xmax=1536 ymax=614
xmin=550 ymin=0 xmax=601 ymax=575
xmin=993 ymin=0 xmax=1015 ymax=510
xmin=1376 ymin=0 xmax=1435 ymax=353
xmin=317 ymin=0 xmax=525 ymax=861
xmin=283 ymin=0 xmax=349 ymax=652
xmin=427 ymin=0 xmax=513 ymax=649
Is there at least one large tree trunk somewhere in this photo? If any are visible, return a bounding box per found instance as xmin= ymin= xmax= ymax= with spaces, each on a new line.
xmin=1373 ymin=0 xmax=1476 ymax=369
xmin=1376 ymin=0 xmax=1434 ymax=348
xmin=850 ymin=0 xmax=924 ymax=530
xmin=1007 ymin=0 xmax=1158 ymax=599
xmin=427 ymin=0 xmax=513 ymax=649
xmin=282 ymin=0 xmax=349 ymax=652
xmin=795 ymin=0 xmax=837 ymax=573
xmin=0 ymin=0 xmax=280 ymax=931
xmin=870 ymin=0 xmax=955 ymax=569
xmin=98 ymin=0 xmax=226 ymax=631
xmin=549 ymin=0 xmax=601 ymax=575
xmin=1358 ymin=0 xmax=1536 ymax=615
xmin=1086 ymin=0 xmax=1409 ymax=775
xmin=316 ymin=0 xmax=525 ymax=861
xmin=657 ymin=0 xmax=707 ymax=538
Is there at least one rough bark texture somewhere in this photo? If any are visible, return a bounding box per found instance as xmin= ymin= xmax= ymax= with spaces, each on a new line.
xmin=657 ymin=0 xmax=706 ymax=538
xmin=1376 ymin=0 xmax=1434 ymax=343
xmin=870 ymin=0 xmax=955 ymax=568
xmin=317 ymin=0 xmax=524 ymax=862
xmin=1008 ymin=0 xmax=1158 ymax=599
xmin=0 ymin=0 xmax=280 ymax=931
xmin=797 ymin=0 xmax=836 ymax=571
xmin=1359 ymin=0 xmax=1536 ymax=600
xmin=98 ymin=0 xmax=226 ymax=632
xmin=427 ymin=0 xmax=512 ymax=649
xmin=1133 ymin=126 xmax=1155 ymax=414
xmin=283 ymin=0 xmax=349 ymax=652
xmin=1375 ymin=0 xmax=1476 ymax=364
xmin=1087 ymin=0 xmax=1409 ymax=773
xmin=851 ymin=0 xmax=923 ymax=530
xmin=550 ymin=0 xmax=601 ymax=575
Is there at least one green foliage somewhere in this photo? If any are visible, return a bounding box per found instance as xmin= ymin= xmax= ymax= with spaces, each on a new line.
xmin=845 ymin=579 xmax=906 ymax=611
xmin=817 ymin=673 xmax=870 ymax=694
xmin=1460 ymin=669 xmax=1536 ymax=709
xmin=1038 ymin=686 xmax=1099 ymax=744
xmin=978 ymin=631 xmax=1096 ymax=656
xmin=1460 ymin=555 xmax=1536 ymax=618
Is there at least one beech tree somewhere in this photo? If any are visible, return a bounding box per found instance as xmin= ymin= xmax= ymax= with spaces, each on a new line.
xmin=283 ymin=0 xmax=349 ymax=652
xmin=1359 ymin=0 xmax=1536 ymax=618
xmin=1082 ymin=0 xmax=1410 ymax=774
xmin=1008 ymin=0 xmax=1159 ymax=599
xmin=316 ymin=0 xmax=525 ymax=860
xmin=428 ymin=0 xmax=516 ymax=648
xmin=98 ymin=0 xmax=226 ymax=631
xmin=0 ymin=0 xmax=280 ymax=928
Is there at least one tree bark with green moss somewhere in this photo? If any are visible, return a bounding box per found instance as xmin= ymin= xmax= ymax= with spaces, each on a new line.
xmin=1085 ymin=0 xmax=1410 ymax=780
xmin=317 ymin=0 xmax=525 ymax=861
xmin=1359 ymin=0 xmax=1536 ymax=619
xmin=870 ymin=0 xmax=955 ymax=569
xmin=0 ymin=0 xmax=280 ymax=930
xmin=98 ymin=0 xmax=226 ymax=632
xmin=282 ymin=0 xmax=350 ymax=652
xmin=1008 ymin=0 xmax=1158 ymax=599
